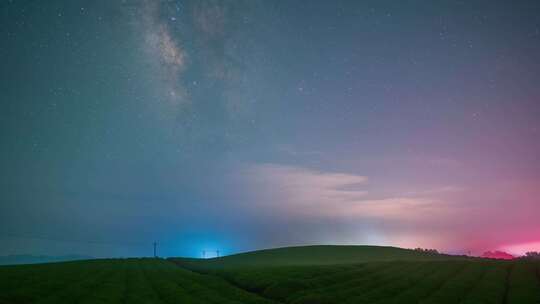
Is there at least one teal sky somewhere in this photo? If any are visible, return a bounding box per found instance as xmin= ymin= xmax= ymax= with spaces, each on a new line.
xmin=1 ymin=0 xmax=540 ymax=258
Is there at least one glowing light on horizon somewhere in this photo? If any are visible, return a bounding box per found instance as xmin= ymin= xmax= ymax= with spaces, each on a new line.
xmin=500 ymin=241 xmax=540 ymax=256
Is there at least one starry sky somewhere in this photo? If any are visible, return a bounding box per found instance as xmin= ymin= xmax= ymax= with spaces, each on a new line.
xmin=1 ymin=0 xmax=540 ymax=258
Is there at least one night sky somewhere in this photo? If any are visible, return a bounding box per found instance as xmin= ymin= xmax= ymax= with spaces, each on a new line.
xmin=1 ymin=0 xmax=540 ymax=258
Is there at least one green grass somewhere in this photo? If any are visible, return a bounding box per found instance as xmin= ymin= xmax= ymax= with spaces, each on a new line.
xmin=1 ymin=246 xmax=539 ymax=304
xmin=171 ymin=245 xmax=464 ymax=270
xmin=0 ymin=258 xmax=276 ymax=304
xmin=171 ymin=246 xmax=539 ymax=304
xmin=174 ymin=260 xmax=540 ymax=304
xmin=506 ymin=262 xmax=540 ymax=303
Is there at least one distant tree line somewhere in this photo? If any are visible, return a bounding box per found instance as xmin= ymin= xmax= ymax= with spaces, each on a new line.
xmin=520 ymin=251 xmax=540 ymax=260
xmin=414 ymin=248 xmax=439 ymax=254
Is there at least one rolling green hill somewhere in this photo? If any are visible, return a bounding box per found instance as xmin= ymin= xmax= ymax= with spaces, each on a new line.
xmin=170 ymin=245 xmax=467 ymax=270
xmin=172 ymin=258 xmax=540 ymax=304
xmin=171 ymin=246 xmax=539 ymax=304
xmin=0 ymin=258 xmax=275 ymax=304
xmin=1 ymin=246 xmax=539 ymax=304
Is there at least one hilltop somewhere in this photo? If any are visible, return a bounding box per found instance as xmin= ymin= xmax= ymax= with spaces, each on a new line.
xmin=170 ymin=245 xmax=468 ymax=269
xmin=1 ymin=246 xmax=538 ymax=304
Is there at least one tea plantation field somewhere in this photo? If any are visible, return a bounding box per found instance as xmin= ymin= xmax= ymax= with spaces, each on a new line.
xmin=175 ymin=259 xmax=540 ymax=304
xmin=0 ymin=258 xmax=275 ymax=304
xmin=1 ymin=246 xmax=539 ymax=304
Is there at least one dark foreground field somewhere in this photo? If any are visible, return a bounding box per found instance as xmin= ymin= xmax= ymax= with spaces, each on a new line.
xmin=1 ymin=246 xmax=539 ymax=304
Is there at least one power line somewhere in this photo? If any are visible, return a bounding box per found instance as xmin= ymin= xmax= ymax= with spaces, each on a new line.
xmin=2 ymin=233 xmax=225 ymax=258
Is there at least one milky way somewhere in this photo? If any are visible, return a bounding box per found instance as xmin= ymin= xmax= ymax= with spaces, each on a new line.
xmin=1 ymin=0 xmax=540 ymax=258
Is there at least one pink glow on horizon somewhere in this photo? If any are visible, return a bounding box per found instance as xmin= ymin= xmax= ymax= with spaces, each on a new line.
xmin=235 ymin=163 xmax=540 ymax=255
xmin=500 ymin=241 xmax=540 ymax=256
xmin=481 ymin=251 xmax=515 ymax=260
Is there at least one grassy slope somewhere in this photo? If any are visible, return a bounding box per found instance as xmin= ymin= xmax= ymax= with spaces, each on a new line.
xmin=180 ymin=260 xmax=540 ymax=304
xmin=170 ymin=245 xmax=466 ymax=270
xmin=170 ymin=246 xmax=540 ymax=304
xmin=1 ymin=246 xmax=539 ymax=304
xmin=0 ymin=258 xmax=275 ymax=304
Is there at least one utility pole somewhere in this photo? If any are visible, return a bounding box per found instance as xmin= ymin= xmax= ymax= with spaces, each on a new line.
xmin=202 ymin=250 xmax=206 ymax=259
xmin=216 ymin=250 xmax=220 ymax=257
xmin=153 ymin=242 xmax=157 ymax=258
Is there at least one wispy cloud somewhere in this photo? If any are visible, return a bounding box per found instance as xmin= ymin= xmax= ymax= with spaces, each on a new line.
xmin=244 ymin=164 xmax=369 ymax=209
xmin=241 ymin=163 xmax=452 ymax=221
xmin=232 ymin=163 xmax=466 ymax=249
xmin=240 ymin=163 xmax=540 ymax=254
xmin=403 ymin=186 xmax=465 ymax=197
